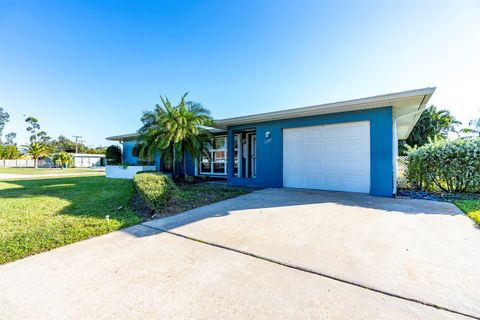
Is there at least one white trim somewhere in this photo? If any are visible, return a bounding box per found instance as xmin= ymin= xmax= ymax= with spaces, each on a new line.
xmin=245 ymin=134 xmax=251 ymax=178
xmin=215 ymin=88 xmax=435 ymax=139
xmin=245 ymin=133 xmax=258 ymax=179
xmin=106 ymin=133 xmax=140 ymax=141
xmin=198 ymin=136 xmax=228 ymax=176
xmin=250 ymin=134 xmax=257 ymax=178
xmin=235 ymin=133 xmax=242 ymax=177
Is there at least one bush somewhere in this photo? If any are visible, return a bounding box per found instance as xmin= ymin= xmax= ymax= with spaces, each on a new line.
xmin=133 ymin=172 xmax=178 ymax=212
xmin=106 ymin=145 xmax=122 ymax=165
xmin=406 ymin=139 xmax=480 ymax=192
xmin=0 ymin=145 xmax=20 ymax=159
xmin=52 ymin=152 xmax=73 ymax=168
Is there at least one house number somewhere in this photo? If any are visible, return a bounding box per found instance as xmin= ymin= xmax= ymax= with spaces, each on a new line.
xmin=264 ymin=131 xmax=272 ymax=144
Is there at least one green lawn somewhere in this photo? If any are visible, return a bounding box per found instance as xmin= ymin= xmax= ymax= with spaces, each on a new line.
xmin=0 ymin=167 xmax=102 ymax=175
xmin=455 ymin=200 xmax=480 ymax=226
xmin=0 ymin=176 xmax=141 ymax=264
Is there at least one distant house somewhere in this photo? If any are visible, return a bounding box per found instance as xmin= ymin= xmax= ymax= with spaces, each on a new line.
xmin=71 ymin=153 xmax=105 ymax=168
xmin=107 ymin=88 xmax=435 ymax=197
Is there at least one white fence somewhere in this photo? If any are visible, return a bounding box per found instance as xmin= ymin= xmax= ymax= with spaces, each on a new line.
xmin=0 ymin=159 xmax=51 ymax=168
xmin=106 ymin=165 xmax=156 ymax=179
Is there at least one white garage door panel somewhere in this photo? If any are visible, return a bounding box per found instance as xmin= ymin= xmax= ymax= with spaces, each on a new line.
xmin=283 ymin=121 xmax=370 ymax=193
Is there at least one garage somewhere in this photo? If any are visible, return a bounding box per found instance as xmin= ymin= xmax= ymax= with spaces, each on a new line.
xmin=283 ymin=121 xmax=371 ymax=193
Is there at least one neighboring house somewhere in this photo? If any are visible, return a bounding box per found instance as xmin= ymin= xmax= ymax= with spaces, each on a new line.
xmin=107 ymin=87 xmax=435 ymax=197
xmin=71 ymin=153 xmax=105 ymax=168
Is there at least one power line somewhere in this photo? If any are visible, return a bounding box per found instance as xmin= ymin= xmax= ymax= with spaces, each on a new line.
xmin=72 ymin=135 xmax=83 ymax=153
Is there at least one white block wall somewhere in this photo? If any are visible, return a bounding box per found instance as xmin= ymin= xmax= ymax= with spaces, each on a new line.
xmin=106 ymin=165 xmax=156 ymax=179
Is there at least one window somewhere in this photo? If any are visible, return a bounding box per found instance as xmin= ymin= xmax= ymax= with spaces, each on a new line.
xmin=199 ymin=136 xmax=227 ymax=175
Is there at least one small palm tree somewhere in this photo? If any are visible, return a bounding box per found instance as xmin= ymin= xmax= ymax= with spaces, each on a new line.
xmin=22 ymin=141 xmax=52 ymax=168
xmin=137 ymin=93 xmax=214 ymax=179
xmin=52 ymin=151 xmax=73 ymax=168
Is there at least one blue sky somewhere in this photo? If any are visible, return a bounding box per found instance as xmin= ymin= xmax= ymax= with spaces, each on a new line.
xmin=1 ymin=0 xmax=479 ymax=147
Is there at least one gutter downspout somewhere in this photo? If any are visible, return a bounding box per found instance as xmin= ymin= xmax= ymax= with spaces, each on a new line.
xmin=392 ymin=107 xmax=425 ymax=196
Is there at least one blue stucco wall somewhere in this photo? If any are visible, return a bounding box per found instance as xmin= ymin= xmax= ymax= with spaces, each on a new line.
xmin=121 ymin=139 xmax=194 ymax=174
xmin=226 ymin=107 xmax=394 ymax=196
xmin=122 ymin=140 xmax=139 ymax=165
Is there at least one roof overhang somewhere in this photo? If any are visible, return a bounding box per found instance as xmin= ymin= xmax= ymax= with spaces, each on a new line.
xmin=106 ymin=126 xmax=226 ymax=142
xmin=214 ymin=87 xmax=435 ymax=140
xmin=106 ymin=133 xmax=140 ymax=141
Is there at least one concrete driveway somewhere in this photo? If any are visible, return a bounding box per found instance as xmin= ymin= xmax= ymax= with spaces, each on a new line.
xmin=1 ymin=188 xmax=479 ymax=319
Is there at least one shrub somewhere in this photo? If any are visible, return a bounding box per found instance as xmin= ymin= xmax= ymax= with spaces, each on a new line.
xmin=133 ymin=172 xmax=178 ymax=212
xmin=106 ymin=145 xmax=122 ymax=165
xmin=0 ymin=145 xmax=20 ymax=159
xmin=406 ymin=139 xmax=480 ymax=192
xmin=52 ymin=152 xmax=73 ymax=168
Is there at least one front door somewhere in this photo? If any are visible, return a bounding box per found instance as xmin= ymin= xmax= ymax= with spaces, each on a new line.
xmin=250 ymin=134 xmax=256 ymax=178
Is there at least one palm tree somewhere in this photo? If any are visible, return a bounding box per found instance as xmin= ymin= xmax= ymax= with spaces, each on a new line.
xmin=400 ymin=105 xmax=461 ymax=154
xmin=137 ymin=93 xmax=214 ymax=179
xmin=52 ymin=151 xmax=73 ymax=168
xmin=22 ymin=142 xmax=52 ymax=168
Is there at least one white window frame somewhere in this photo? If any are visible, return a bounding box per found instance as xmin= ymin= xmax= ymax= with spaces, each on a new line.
xmin=199 ymin=136 xmax=228 ymax=176
xmin=234 ymin=133 xmax=242 ymax=177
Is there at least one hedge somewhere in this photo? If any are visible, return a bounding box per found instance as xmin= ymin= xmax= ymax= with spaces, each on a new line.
xmin=406 ymin=139 xmax=480 ymax=192
xmin=133 ymin=172 xmax=178 ymax=212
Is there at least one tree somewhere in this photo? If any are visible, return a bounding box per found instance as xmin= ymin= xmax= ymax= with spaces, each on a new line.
xmin=52 ymin=135 xmax=77 ymax=152
xmin=22 ymin=142 xmax=52 ymax=168
xmin=5 ymin=132 xmax=16 ymax=145
xmin=470 ymin=117 xmax=480 ymax=133
xmin=25 ymin=117 xmax=51 ymax=143
xmin=0 ymin=145 xmax=20 ymax=159
xmin=0 ymin=108 xmax=10 ymax=143
xmin=22 ymin=117 xmax=52 ymax=168
xmin=137 ymin=93 xmax=214 ymax=179
xmin=399 ymin=105 xmax=461 ymax=154
xmin=49 ymin=135 xmax=106 ymax=154
xmin=460 ymin=115 xmax=480 ymax=138
xmin=105 ymin=145 xmax=122 ymax=165
xmin=52 ymin=152 xmax=73 ymax=168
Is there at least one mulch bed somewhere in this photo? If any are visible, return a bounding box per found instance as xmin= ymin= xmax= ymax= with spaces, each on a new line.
xmin=396 ymin=189 xmax=480 ymax=202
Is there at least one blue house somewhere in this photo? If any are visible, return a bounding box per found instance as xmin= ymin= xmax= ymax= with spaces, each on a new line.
xmin=107 ymin=87 xmax=435 ymax=197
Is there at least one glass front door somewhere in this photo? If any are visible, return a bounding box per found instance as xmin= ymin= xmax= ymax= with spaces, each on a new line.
xmin=250 ymin=134 xmax=256 ymax=178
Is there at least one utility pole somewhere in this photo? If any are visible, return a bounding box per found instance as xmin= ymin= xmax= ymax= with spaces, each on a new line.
xmin=73 ymin=135 xmax=83 ymax=153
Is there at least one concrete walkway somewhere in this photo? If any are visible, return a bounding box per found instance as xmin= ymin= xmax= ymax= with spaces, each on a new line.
xmin=1 ymin=188 xmax=478 ymax=319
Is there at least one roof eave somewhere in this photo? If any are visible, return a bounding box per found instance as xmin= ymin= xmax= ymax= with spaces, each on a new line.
xmin=106 ymin=133 xmax=140 ymax=141
xmin=214 ymin=87 xmax=436 ymax=130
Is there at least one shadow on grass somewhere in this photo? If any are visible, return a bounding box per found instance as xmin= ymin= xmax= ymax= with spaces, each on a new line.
xmin=0 ymin=175 xmax=134 ymax=218
xmin=0 ymin=175 xmax=142 ymax=264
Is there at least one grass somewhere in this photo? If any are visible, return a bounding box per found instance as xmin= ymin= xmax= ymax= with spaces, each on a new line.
xmin=0 ymin=176 xmax=142 ymax=264
xmin=454 ymin=200 xmax=480 ymax=226
xmin=136 ymin=183 xmax=252 ymax=218
xmin=0 ymin=167 xmax=102 ymax=175
xmin=0 ymin=175 xmax=251 ymax=264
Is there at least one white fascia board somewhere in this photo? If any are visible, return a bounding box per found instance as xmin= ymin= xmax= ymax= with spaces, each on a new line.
xmin=106 ymin=133 xmax=140 ymax=141
xmin=106 ymin=127 xmax=225 ymax=142
xmin=214 ymin=87 xmax=436 ymax=130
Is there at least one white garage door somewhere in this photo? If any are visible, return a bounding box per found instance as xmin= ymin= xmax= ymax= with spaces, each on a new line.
xmin=283 ymin=121 xmax=370 ymax=193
